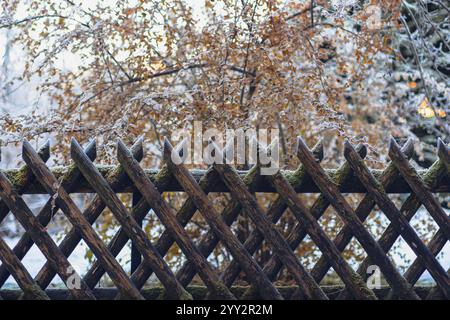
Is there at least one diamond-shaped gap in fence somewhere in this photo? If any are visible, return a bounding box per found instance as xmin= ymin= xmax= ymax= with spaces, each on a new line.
xmin=320 ymin=267 xmax=341 ymax=286
xmin=342 ymin=236 xmax=367 ymax=270
xmin=437 ymin=241 xmax=450 ymax=275
xmin=0 ymin=211 xmax=30 ymax=289
xmin=0 ymin=210 xmax=23 ymax=240
xmin=154 ymin=190 xmax=205 ymax=274
xmin=2 ymin=241 xmax=46 ymax=288
xmin=409 ymin=204 xmax=440 ymax=244
xmin=318 ymin=205 xmax=345 ymax=239
xmin=294 ymin=234 xmax=322 ymax=269
xmin=313 ymin=205 xmax=364 ymax=288
xmin=362 ymin=204 xmax=390 ymax=241
xmin=387 ymin=235 xmax=417 ymax=278
xmin=311 ymin=200 xmax=359 ymax=279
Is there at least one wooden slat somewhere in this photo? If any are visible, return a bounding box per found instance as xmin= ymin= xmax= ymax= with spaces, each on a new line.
xmin=296 ymin=137 xmax=419 ymax=300
xmin=0 ymin=171 xmax=96 ymax=300
xmin=203 ymin=140 xmax=328 ymax=300
xmin=437 ymin=138 xmax=450 ymax=172
xmin=240 ymin=145 xmax=365 ymax=299
xmin=130 ymin=192 xmax=142 ymax=274
xmin=338 ymin=147 xmax=447 ymax=300
xmin=344 ymin=141 xmax=449 ymax=298
xmin=0 ymin=140 xmax=97 ymax=287
xmin=83 ymin=166 xmax=170 ymax=288
xmin=117 ymin=139 xmax=236 ymax=300
xmin=0 ymin=142 xmax=50 ymax=223
xmin=312 ymin=140 xmax=413 ymax=287
xmin=0 ymin=285 xmax=436 ymax=300
xmin=0 ymin=236 xmax=49 ymax=300
xmin=163 ymin=139 xmax=284 ymax=300
xmin=219 ymin=141 xmax=325 ymax=288
xmin=70 ymin=138 xmax=192 ymax=300
xmin=388 ymin=138 xmax=450 ymax=239
xmin=34 ymin=140 xmax=143 ymax=289
xmin=175 ymin=164 xmax=262 ymax=288
xmin=404 ymin=229 xmax=446 ymax=285
xmin=0 ymin=142 xmax=50 ymax=249
xmin=239 ymin=145 xmax=367 ymax=298
xmin=268 ymin=170 xmax=377 ymax=299
xmin=394 ymin=139 xmax=450 ymax=299
xmin=0 ymin=135 xmax=448 ymax=300
xmin=130 ymin=165 xmax=248 ymax=289
xmin=22 ymin=140 xmax=144 ymax=300
xmin=426 ymin=269 xmax=450 ymax=300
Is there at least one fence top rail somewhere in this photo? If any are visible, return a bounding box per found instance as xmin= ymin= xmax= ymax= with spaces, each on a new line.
xmin=3 ymin=166 xmax=450 ymax=194
xmin=2 ymin=136 xmax=450 ymax=194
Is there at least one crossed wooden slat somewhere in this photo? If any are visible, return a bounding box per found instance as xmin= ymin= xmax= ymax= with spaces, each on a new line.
xmin=69 ymin=139 xmax=192 ymax=300
xmin=0 ymin=136 xmax=448 ymax=300
xmin=178 ymin=141 xmax=324 ymax=292
xmin=295 ymin=137 xmax=420 ymax=300
xmin=0 ymin=155 xmax=96 ymax=299
xmin=337 ymin=140 xmax=447 ymax=299
xmin=79 ymin=143 xmax=281 ymax=299
xmin=33 ymin=141 xmax=142 ymax=289
xmin=115 ymin=140 xmax=236 ymax=300
xmin=227 ymin=143 xmax=365 ymax=299
xmin=161 ymin=139 xmax=285 ymax=300
xmin=22 ymin=140 xmax=145 ymax=299
xmin=0 ymin=143 xmax=51 ymax=287
xmin=0 ymin=232 xmax=49 ymax=300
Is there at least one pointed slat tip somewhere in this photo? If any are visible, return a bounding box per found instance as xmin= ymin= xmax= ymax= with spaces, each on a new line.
xmin=131 ymin=137 xmax=144 ymax=160
xmin=389 ymin=136 xmax=398 ymax=146
xmin=136 ymin=136 xmax=144 ymax=145
xmin=41 ymin=139 xmax=50 ymax=150
xmin=295 ymin=136 xmax=310 ymax=155
xmin=343 ymin=140 xmax=357 ymax=158
xmin=116 ymin=139 xmax=128 ymax=157
xmin=163 ymin=137 xmax=172 ymax=149
xmin=70 ymin=138 xmax=84 ymax=159
xmin=401 ymin=138 xmax=414 ymax=157
xmin=162 ymin=137 xmax=173 ymax=159
xmin=116 ymin=138 xmax=127 ymax=150
xmin=116 ymin=139 xmax=133 ymax=163
xmin=86 ymin=138 xmax=96 ymax=149
xmin=34 ymin=140 xmax=51 ymax=160
xmin=437 ymin=138 xmax=447 ymax=153
xmin=357 ymin=144 xmax=368 ymax=158
xmin=296 ymin=136 xmax=307 ymax=148
xmin=388 ymin=136 xmax=400 ymax=151
xmin=21 ymin=140 xmax=36 ymax=159
xmin=134 ymin=136 xmax=144 ymax=149
xmin=207 ymin=138 xmax=225 ymax=164
xmin=343 ymin=139 xmax=352 ymax=149
xmin=437 ymin=138 xmax=449 ymax=162
xmin=22 ymin=139 xmax=32 ymax=150
xmin=70 ymin=137 xmax=81 ymax=149
xmin=296 ymin=137 xmax=326 ymax=163
xmin=311 ymin=139 xmax=324 ymax=161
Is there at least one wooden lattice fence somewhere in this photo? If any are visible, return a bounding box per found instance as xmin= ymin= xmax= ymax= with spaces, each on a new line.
xmin=0 ymin=136 xmax=448 ymax=300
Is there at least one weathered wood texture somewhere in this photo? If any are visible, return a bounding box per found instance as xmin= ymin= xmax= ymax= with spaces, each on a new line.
xmin=0 ymin=136 xmax=448 ymax=300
